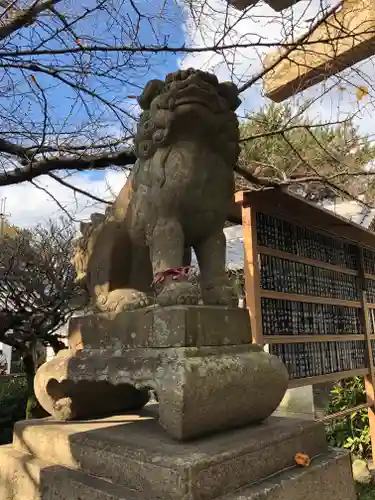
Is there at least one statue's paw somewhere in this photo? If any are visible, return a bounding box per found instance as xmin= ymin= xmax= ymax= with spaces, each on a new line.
xmin=53 ymin=397 xmax=75 ymax=421
xmin=202 ymin=282 xmax=238 ymax=307
xmin=176 ymin=293 xmax=199 ymax=305
xmin=123 ymin=291 xmax=150 ymax=309
xmin=156 ymin=278 xmax=200 ymax=307
xmin=106 ymin=289 xmax=152 ymax=312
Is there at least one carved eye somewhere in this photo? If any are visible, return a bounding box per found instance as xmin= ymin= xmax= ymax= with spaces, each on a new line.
xmin=153 ymin=129 xmax=165 ymax=144
xmin=143 ymin=120 xmax=151 ymax=130
xmin=142 ymin=120 xmax=156 ymax=135
xmin=198 ymin=71 xmax=218 ymax=87
xmin=165 ymin=72 xmax=175 ymax=84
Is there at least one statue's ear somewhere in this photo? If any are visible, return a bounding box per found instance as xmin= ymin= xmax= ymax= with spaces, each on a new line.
xmin=90 ymin=213 xmax=104 ymax=227
xmin=138 ymin=79 xmax=164 ymax=110
xmin=80 ymin=221 xmax=90 ymax=235
xmin=218 ymin=82 xmax=241 ymax=111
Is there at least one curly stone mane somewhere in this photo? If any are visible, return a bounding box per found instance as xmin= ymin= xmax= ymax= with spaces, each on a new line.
xmin=71 ymin=213 xmax=105 ymax=286
xmin=134 ymin=68 xmax=240 ymax=165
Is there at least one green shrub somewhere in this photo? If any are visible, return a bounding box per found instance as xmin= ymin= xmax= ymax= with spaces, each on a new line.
xmin=0 ymin=376 xmax=28 ymax=445
xmin=326 ymin=377 xmax=370 ymax=459
xmin=358 ymin=484 xmax=375 ymax=500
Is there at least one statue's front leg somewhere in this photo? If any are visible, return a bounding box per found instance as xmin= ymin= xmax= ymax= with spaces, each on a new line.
xmin=94 ymin=243 xmax=153 ymax=313
xmin=149 ymin=217 xmax=199 ymax=306
xmin=194 ymin=230 xmax=237 ymax=307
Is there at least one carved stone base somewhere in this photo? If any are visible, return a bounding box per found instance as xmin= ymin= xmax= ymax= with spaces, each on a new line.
xmin=34 ymin=352 xmax=150 ymax=421
xmin=35 ymin=306 xmax=289 ymax=441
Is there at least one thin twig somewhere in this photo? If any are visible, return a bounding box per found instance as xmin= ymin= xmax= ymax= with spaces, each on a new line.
xmin=48 ymin=172 xmax=113 ymax=205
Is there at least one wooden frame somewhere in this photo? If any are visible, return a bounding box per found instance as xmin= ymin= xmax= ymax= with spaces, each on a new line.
xmin=241 ymin=202 xmax=263 ymax=344
xmin=235 ymin=188 xmax=375 ymax=451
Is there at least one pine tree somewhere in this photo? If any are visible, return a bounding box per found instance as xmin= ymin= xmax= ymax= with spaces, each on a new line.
xmin=237 ymin=103 xmax=375 ymax=202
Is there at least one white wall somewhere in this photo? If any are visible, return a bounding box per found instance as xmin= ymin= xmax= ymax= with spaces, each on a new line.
xmin=275 ymin=386 xmax=315 ymax=420
xmin=0 ymin=336 xmax=69 ymax=373
xmin=46 ymin=336 xmax=69 ymax=362
xmin=265 ymin=344 xmax=315 ymax=420
xmin=0 ymin=342 xmax=12 ymax=374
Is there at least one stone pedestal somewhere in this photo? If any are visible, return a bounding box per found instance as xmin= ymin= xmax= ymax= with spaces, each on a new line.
xmin=16 ymin=305 xmax=356 ymax=499
xmin=34 ymin=306 xmax=289 ymax=440
xmin=0 ymin=406 xmax=357 ymax=500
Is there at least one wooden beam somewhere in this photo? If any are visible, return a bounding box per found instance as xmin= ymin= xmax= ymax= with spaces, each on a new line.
xmin=264 ymin=334 xmax=366 ymax=343
xmin=260 ymin=289 xmax=361 ymax=308
xmin=357 ymin=246 xmax=375 ymax=457
xmin=259 ymin=245 xmax=359 ymax=276
xmin=241 ymin=200 xmax=263 ymax=344
xmin=262 ymin=0 xmax=375 ymax=102
xmin=288 ymin=368 xmax=369 ymax=388
xmin=236 ymin=189 xmax=375 ymax=250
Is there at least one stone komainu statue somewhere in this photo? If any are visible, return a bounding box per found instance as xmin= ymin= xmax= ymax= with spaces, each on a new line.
xmin=34 ymin=72 xmax=290 ymax=429
xmin=72 ymin=68 xmax=241 ymax=312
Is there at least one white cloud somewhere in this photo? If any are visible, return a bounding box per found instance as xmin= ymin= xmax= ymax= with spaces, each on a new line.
xmin=0 ymin=169 xmax=129 ymax=229
xmin=179 ymin=0 xmax=327 ymax=92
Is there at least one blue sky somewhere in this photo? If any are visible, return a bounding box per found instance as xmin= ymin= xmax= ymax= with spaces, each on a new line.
xmin=5 ymin=0 xmax=185 ymax=136
xmin=3 ymin=0 xmax=187 ymax=186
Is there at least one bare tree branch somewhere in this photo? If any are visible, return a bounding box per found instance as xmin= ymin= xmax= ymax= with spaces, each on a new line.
xmin=48 ymin=172 xmax=113 ymax=205
xmin=0 ymin=0 xmax=63 ymax=42
xmin=0 ymin=147 xmax=136 ymax=186
xmin=0 ymin=218 xmax=86 ymax=349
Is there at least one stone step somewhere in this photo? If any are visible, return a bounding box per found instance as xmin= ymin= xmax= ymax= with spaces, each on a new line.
xmin=222 ymin=449 xmax=356 ymax=500
xmin=12 ymin=406 xmax=328 ymax=500
xmin=0 ymin=445 xmax=142 ymax=500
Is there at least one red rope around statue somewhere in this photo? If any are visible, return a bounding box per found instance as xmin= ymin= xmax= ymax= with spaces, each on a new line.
xmin=152 ymin=266 xmax=192 ymax=286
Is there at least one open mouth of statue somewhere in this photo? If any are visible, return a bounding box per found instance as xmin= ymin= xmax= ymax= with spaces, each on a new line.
xmin=174 ymin=86 xmax=219 ymax=111
xmin=174 ymin=96 xmax=217 ymax=112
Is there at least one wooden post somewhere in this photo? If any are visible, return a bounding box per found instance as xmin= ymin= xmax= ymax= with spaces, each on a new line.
xmin=358 ymin=246 xmax=375 ymax=458
xmin=235 ymin=191 xmax=263 ymax=345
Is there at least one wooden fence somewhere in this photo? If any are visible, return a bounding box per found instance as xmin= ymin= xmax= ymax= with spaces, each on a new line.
xmin=233 ymin=189 xmax=375 ymax=448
